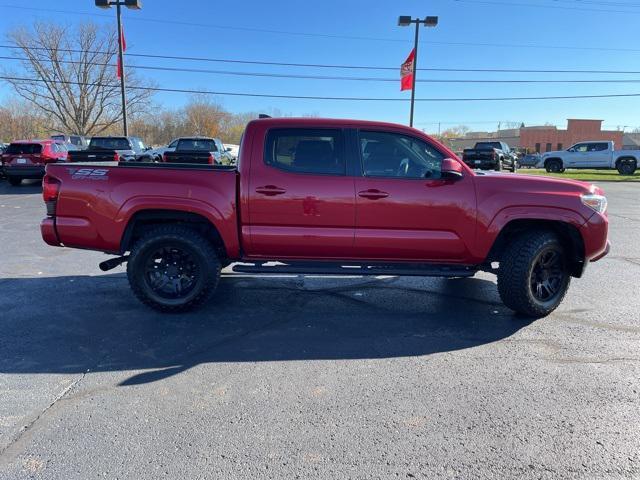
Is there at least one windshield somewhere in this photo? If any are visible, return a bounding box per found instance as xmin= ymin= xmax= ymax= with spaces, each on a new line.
xmin=90 ymin=138 xmax=131 ymax=150
xmin=6 ymin=143 xmax=43 ymax=154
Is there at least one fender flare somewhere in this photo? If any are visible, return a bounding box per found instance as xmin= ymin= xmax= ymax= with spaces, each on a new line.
xmin=114 ymin=196 xmax=239 ymax=257
xmin=475 ymin=205 xmax=589 ymax=261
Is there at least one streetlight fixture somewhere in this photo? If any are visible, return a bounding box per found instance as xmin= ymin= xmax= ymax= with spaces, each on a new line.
xmin=95 ymin=0 xmax=142 ymax=136
xmin=398 ymin=15 xmax=438 ymax=127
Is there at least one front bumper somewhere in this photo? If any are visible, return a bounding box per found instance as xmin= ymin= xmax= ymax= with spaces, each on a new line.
xmin=4 ymin=165 xmax=45 ymax=179
xmin=580 ymin=212 xmax=610 ymax=263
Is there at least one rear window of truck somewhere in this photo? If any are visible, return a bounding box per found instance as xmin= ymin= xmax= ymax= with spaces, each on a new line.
xmin=176 ymin=139 xmax=217 ymax=151
xmin=6 ymin=143 xmax=43 ymax=154
xmin=475 ymin=142 xmax=501 ymax=149
xmin=90 ymin=138 xmax=131 ymax=150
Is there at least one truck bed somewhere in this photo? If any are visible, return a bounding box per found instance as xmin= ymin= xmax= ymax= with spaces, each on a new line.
xmin=42 ymin=162 xmax=240 ymax=256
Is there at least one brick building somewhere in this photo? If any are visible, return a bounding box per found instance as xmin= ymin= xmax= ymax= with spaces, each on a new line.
xmin=520 ymin=119 xmax=623 ymax=153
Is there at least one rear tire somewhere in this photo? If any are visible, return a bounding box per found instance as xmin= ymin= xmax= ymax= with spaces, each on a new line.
xmin=494 ymin=158 xmax=503 ymax=172
xmin=126 ymin=225 xmax=221 ymax=312
xmin=497 ymin=231 xmax=571 ymax=318
xmin=617 ymin=159 xmax=637 ymax=175
xmin=8 ymin=177 xmax=22 ymax=186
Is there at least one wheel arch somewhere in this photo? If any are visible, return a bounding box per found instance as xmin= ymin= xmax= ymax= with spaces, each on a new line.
xmin=486 ymin=218 xmax=586 ymax=277
xmin=615 ymin=155 xmax=638 ymax=166
xmin=120 ymin=209 xmax=228 ymax=261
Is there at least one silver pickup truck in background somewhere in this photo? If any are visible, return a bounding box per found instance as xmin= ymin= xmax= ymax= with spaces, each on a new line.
xmin=538 ymin=141 xmax=638 ymax=175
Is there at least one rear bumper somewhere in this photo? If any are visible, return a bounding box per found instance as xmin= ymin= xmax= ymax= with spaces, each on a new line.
xmin=463 ymin=159 xmax=498 ymax=169
xmin=41 ymin=217 xmax=61 ymax=247
xmin=4 ymin=165 xmax=45 ymax=179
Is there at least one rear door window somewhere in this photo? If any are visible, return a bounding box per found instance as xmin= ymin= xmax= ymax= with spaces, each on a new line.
xmin=265 ymin=128 xmax=345 ymax=175
xmin=6 ymin=143 xmax=43 ymax=155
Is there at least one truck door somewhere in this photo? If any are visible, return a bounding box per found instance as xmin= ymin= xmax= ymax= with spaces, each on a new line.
xmin=353 ymin=129 xmax=476 ymax=262
xmin=566 ymin=142 xmax=590 ymax=167
xmin=586 ymin=142 xmax=611 ymax=168
xmin=245 ymin=127 xmax=356 ymax=259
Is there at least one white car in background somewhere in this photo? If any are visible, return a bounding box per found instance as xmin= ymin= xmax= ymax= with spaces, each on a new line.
xmin=148 ymin=139 xmax=180 ymax=162
xmin=225 ymin=143 xmax=239 ymax=161
xmin=538 ymin=141 xmax=638 ymax=175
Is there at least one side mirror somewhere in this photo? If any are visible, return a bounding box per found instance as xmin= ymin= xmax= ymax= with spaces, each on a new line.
xmin=568 ymin=148 xmax=574 ymax=152
xmin=441 ymin=158 xmax=464 ymax=180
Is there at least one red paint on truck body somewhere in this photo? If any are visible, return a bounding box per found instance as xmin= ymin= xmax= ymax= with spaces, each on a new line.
xmin=41 ymin=117 xmax=609 ymax=267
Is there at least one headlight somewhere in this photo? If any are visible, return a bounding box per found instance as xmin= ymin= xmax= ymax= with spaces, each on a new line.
xmin=581 ymin=193 xmax=607 ymax=214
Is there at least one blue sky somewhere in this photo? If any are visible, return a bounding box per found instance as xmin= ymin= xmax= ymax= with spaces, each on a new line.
xmin=1 ymin=0 xmax=640 ymax=133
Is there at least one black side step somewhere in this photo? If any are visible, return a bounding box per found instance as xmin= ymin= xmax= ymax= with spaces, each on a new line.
xmin=232 ymin=261 xmax=476 ymax=277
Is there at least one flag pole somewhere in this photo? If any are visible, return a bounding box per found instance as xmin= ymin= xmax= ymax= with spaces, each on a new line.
xmin=399 ymin=16 xmax=438 ymax=128
xmin=409 ymin=21 xmax=419 ymax=128
xmin=116 ymin=0 xmax=128 ymax=136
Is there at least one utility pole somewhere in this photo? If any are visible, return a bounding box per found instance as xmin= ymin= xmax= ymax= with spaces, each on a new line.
xmin=398 ymin=16 xmax=438 ymax=128
xmin=95 ymin=0 xmax=142 ymax=136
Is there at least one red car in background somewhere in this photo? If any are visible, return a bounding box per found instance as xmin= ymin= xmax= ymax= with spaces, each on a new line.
xmin=2 ymin=139 xmax=69 ymax=186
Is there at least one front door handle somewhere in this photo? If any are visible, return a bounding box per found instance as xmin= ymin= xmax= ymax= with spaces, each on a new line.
xmin=256 ymin=185 xmax=286 ymax=196
xmin=358 ymin=189 xmax=389 ymax=200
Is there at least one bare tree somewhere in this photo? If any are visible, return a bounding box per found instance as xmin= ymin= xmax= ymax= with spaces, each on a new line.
xmin=4 ymin=22 xmax=154 ymax=135
xmin=0 ymin=97 xmax=47 ymax=142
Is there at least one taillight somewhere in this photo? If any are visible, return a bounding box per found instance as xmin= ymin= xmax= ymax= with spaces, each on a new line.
xmin=42 ymin=174 xmax=61 ymax=216
xmin=114 ymin=152 xmax=120 ymax=162
xmin=162 ymin=153 xmax=168 ymax=162
xmin=67 ymin=152 xmax=73 ymax=162
xmin=208 ymin=153 xmax=214 ymax=165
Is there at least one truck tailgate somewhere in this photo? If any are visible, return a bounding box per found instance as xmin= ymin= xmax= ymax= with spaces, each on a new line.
xmin=43 ymin=163 xmax=240 ymax=257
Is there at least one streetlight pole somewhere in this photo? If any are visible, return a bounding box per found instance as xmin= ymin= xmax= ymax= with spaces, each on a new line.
xmin=95 ymin=0 xmax=142 ymax=136
xmin=398 ymin=16 xmax=438 ymax=128
xmin=115 ymin=1 xmax=128 ymax=135
xmin=410 ymin=21 xmax=419 ymax=128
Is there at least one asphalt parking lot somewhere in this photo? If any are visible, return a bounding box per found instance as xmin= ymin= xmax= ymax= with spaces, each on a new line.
xmin=0 ymin=179 xmax=638 ymax=479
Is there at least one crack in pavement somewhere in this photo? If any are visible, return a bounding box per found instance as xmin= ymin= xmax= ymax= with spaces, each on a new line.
xmin=0 ymin=371 xmax=88 ymax=466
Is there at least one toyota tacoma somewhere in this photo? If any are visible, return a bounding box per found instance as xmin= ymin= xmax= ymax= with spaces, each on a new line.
xmin=40 ymin=117 xmax=609 ymax=317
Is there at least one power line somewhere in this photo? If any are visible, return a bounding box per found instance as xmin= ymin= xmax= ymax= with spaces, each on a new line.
xmin=5 ymin=74 xmax=640 ymax=102
xmin=453 ymin=0 xmax=640 ymax=13
xmin=3 ymin=4 xmax=640 ymax=54
xmin=3 ymin=45 xmax=640 ymax=75
xmin=7 ymin=55 xmax=640 ymax=83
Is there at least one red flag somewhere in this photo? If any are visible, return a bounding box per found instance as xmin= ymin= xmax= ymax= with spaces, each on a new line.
xmin=400 ymin=49 xmax=415 ymax=91
xmin=116 ymin=26 xmax=126 ymax=78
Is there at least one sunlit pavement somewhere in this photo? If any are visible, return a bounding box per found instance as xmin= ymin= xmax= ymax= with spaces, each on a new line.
xmin=0 ymin=180 xmax=638 ymax=479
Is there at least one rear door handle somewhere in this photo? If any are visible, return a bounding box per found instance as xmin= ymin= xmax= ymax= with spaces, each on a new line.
xmin=256 ymin=185 xmax=287 ymax=196
xmin=358 ymin=189 xmax=389 ymax=200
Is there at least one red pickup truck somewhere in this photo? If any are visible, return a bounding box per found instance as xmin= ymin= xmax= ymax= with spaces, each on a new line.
xmin=40 ymin=117 xmax=610 ymax=317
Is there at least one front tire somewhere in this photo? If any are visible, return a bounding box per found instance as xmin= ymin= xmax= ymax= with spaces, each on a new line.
xmin=545 ymin=159 xmax=563 ymax=173
xmin=497 ymin=231 xmax=571 ymax=318
xmin=127 ymin=225 xmax=221 ymax=312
